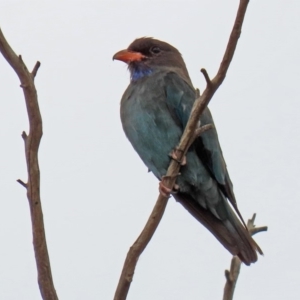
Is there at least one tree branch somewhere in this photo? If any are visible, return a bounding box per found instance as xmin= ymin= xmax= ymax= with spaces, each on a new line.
xmin=113 ymin=1 xmax=252 ymax=299
xmin=223 ymin=214 xmax=268 ymax=300
xmin=0 ymin=28 xmax=58 ymax=300
xmin=17 ymin=179 xmax=28 ymax=188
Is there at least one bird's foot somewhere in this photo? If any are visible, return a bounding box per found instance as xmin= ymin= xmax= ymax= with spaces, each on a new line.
xmin=169 ymin=148 xmax=186 ymax=166
xmin=159 ymin=175 xmax=180 ymax=197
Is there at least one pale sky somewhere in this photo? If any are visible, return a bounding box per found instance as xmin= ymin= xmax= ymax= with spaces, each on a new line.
xmin=0 ymin=1 xmax=299 ymax=299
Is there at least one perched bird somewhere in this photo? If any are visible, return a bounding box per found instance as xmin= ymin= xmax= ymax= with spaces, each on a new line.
xmin=113 ymin=37 xmax=262 ymax=265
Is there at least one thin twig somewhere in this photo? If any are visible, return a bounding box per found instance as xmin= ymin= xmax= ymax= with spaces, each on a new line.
xmin=17 ymin=179 xmax=28 ymax=189
xmin=194 ymin=124 xmax=214 ymax=138
xmin=223 ymin=214 xmax=268 ymax=300
xmin=201 ymin=68 xmax=211 ymax=86
xmin=21 ymin=131 xmax=28 ymax=141
xmin=31 ymin=61 xmax=41 ymax=79
xmin=185 ymin=123 xmax=214 ymax=152
xmin=0 ymin=28 xmax=58 ymax=300
xmin=113 ymin=1 xmax=252 ymax=299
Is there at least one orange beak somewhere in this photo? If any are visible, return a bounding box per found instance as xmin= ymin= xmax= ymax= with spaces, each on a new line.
xmin=113 ymin=49 xmax=145 ymax=63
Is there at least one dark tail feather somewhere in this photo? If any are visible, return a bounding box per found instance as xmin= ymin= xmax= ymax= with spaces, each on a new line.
xmin=173 ymin=193 xmax=263 ymax=265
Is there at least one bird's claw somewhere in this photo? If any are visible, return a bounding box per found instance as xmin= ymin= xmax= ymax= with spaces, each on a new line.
xmin=159 ymin=176 xmax=180 ymax=197
xmin=169 ymin=148 xmax=187 ymax=166
xmin=159 ymin=181 xmax=172 ymax=198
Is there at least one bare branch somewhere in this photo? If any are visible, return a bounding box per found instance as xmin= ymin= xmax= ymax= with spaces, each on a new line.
xmin=0 ymin=28 xmax=58 ymax=300
xmin=223 ymin=256 xmax=241 ymax=300
xmin=17 ymin=179 xmax=28 ymax=189
xmin=223 ymin=214 xmax=268 ymax=300
xmin=184 ymin=123 xmax=214 ymax=152
xmin=114 ymin=1 xmax=252 ymax=299
xmin=21 ymin=131 xmax=28 ymax=141
xmin=31 ymin=61 xmax=41 ymax=79
xmin=251 ymin=226 xmax=268 ymax=236
xmin=201 ymin=68 xmax=211 ymax=86
xmin=194 ymin=124 xmax=214 ymax=138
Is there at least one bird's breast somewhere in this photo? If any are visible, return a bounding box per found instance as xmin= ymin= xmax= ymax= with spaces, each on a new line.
xmin=120 ymin=78 xmax=182 ymax=179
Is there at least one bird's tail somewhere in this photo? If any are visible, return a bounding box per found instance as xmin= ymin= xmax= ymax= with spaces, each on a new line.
xmin=173 ymin=193 xmax=263 ymax=265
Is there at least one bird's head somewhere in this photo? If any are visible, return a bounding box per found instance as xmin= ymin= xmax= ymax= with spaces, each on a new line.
xmin=113 ymin=37 xmax=191 ymax=83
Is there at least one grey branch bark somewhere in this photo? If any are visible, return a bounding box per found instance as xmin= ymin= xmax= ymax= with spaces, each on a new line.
xmin=113 ymin=1 xmax=252 ymax=299
xmin=223 ymin=214 xmax=268 ymax=300
xmin=0 ymin=28 xmax=58 ymax=300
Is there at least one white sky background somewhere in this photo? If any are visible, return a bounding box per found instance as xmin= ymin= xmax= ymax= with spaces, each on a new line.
xmin=0 ymin=0 xmax=299 ymax=299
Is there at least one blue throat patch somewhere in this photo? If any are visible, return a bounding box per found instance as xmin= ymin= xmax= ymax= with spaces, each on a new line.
xmin=130 ymin=64 xmax=153 ymax=81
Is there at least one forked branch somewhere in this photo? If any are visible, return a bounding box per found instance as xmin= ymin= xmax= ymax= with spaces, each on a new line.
xmin=0 ymin=28 xmax=58 ymax=300
xmin=223 ymin=214 xmax=268 ymax=300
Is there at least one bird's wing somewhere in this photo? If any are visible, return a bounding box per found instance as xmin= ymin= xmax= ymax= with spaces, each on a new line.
xmin=164 ymin=71 xmax=245 ymax=223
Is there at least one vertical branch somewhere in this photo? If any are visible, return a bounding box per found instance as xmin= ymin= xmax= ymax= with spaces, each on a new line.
xmin=0 ymin=28 xmax=58 ymax=300
xmin=223 ymin=214 xmax=268 ymax=300
xmin=223 ymin=256 xmax=241 ymax=300
xmin=114 ymin=1 xmax=252 ymax=299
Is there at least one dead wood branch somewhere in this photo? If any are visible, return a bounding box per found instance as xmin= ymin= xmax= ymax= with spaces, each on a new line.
xmin=223 ymin=214 xmax=268 ymax=300
xmin=0 ymin=28 xmax=58 ymax=300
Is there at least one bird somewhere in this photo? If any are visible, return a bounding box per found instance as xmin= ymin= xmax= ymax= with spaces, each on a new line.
xmin=113 ymin=37 xmax=262 ymax=265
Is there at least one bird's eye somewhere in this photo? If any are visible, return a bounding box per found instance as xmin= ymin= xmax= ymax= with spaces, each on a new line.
xmin=150 ymin=46 xmax=161 ymax=54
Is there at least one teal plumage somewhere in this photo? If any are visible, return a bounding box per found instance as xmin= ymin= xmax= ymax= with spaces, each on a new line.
xmin=114 ymin=37 xmax=262 ymax=265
